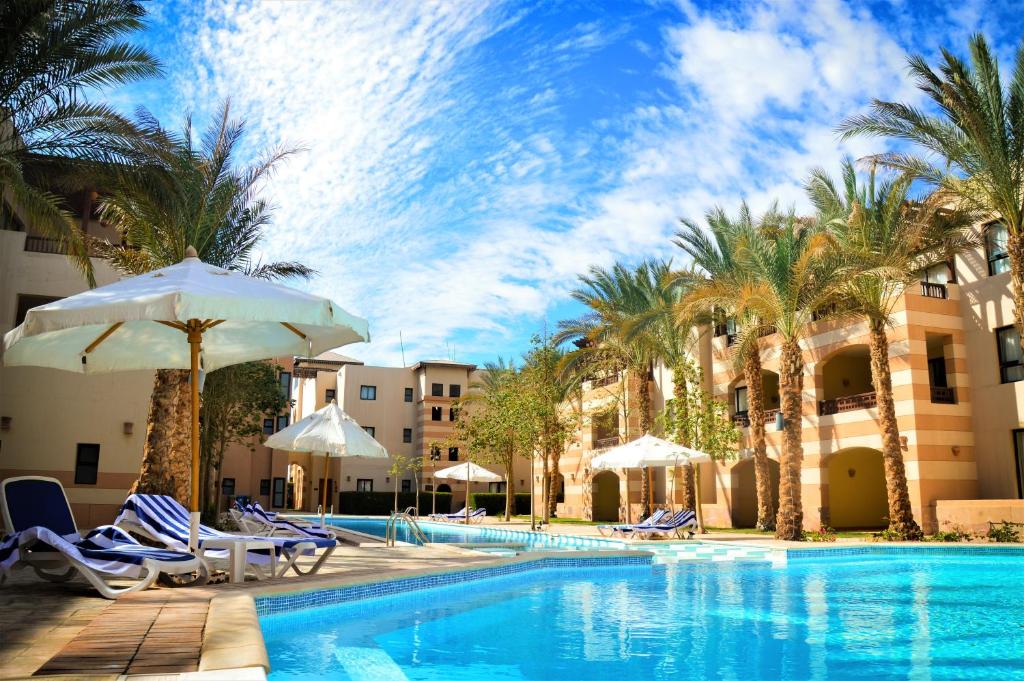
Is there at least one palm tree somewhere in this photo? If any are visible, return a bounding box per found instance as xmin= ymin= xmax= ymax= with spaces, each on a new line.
xmin=95 ymin=102 xmax=312 ymax=505
xmin=689 ymin=209 xmax=844 ymax=539
xmin=675 ymin=205 xmax=776 ymax=531
xmin=838 ymin=34 xmax=1022 ymax=342
xmin=557 ymin=262 xmax=661 ymax=518
xmin=807 ymin=159 xmax=976 ymax=539
xmin=1 ymin=0 xmax=159 ymax=284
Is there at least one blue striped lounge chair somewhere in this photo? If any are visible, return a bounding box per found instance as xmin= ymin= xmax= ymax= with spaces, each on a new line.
xmin=245 ymin=504 xmax=336 ymax=540
xmin=597 ymin=509 xmax=668 ymax=537
xmin=433 ymin=507 xmax=486 ymax=523
xmin=631 ymin=509 xmax=698 ymax=540
xmin=0 ymin=476 xmax=202 ymax=599
xmin=114 ymin=494 xmax=337 ymax=578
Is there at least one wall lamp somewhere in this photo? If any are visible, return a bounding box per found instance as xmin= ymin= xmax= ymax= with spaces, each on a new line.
xmin=775 ymin=412 xmax=785 ymax=432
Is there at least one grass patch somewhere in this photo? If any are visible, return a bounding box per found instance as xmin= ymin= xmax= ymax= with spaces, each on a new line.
xmin=509 ymin=515 xmax=604 ymax=525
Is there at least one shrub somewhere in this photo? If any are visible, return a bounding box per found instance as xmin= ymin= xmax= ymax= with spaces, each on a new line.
xmin=925 ymin=525 xmax=972 ymax=542
xmin=337 ymin=491 xmax=452 ymax=516
xmin=802 ymin=526 xmax=837 ymax=542
xmin=986 ymin=521 xmax=1022 ymax=543
xmin=873 ymin=528 xmax=905 ymax=542
xmin=470 ymin=492 xmax=532 ymax=516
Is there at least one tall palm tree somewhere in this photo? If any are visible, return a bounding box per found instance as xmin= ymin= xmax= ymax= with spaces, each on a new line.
xmin=689 ymin=209 xmax=844 ymax=539
xmin=838 ymin=34 xmax=1022 ymax=342
xmin=557 ymin=262 xmax=660 ymax=518
xmin=1 ymin=0 xmax=159 ymax=284
xmin=675 ymin=205 xmax=775 ymax=531
xmin=807 ymin=159 xmax=975 ymax=539
xmin=95 ymin=102 xmax=312 ymax=505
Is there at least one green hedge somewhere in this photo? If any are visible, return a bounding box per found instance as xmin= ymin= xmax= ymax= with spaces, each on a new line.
xmin=470 ymin=492 xmax=532 ymax=516
xmin=337 ymin=491 xmax=453 ymax=515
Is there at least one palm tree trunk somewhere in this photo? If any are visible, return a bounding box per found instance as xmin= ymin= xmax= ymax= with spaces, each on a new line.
xmin=743 ymin=347 xmax=775 ymax=531
xmin=1009 ymin=231 xmax=1024 ymax=350
xmin=775 ymin=339 xmax=804 ymax=540
xmin=541 ymin=444 xmax=550 ymax=523
xmin=672 ymin=364 xmax=696 ymax=510
xmin=505 ymin=460 xmax=515 ymax=521
xmin=635 ymin=366 xmax=652 ymax=517
xmin=868 ymin=320 xmax=923 ymax=539
xmin=130 ymin=369 xmax=192 ymax=505
xmin=547 ymin=447 xmax=561 ymax=520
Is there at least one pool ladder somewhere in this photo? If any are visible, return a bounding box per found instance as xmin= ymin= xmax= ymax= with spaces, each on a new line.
xmin=386 ymin=510 xmax=428 ymax=547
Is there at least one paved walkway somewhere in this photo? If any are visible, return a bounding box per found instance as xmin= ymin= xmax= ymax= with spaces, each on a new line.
xmin=1 ymin=544 xmax=493 ymax=680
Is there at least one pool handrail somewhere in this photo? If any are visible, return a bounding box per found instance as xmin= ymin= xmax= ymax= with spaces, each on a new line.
xmin=386 ymin=511 xmax=429 ymax=547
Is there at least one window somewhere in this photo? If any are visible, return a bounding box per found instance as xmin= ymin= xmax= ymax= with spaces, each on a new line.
xmin=260 ymin=479 xmax=271 ymax=495
xmin=449 ymin=384 xmax=461 ymax=398
xmin=276 ymin=414 xmax=289 ymax=431
xmin=430 ymin=445 xmax=441 ymax=461
xmin=360 ymin=385 xmax=377 ymax=400
xmin=1014 ymin=430 xmax=1024 ymax=499
xmin=364 ymin=426 xmax=375 ymax=437
xmin=15 ymin=294 xmax=61 ymax=326
xmin=997 ymin=325 xmax=1023 ymax=383
xmin=928 ymin=357 xmax=948 ymax=388
xmin=403 ymin=428 xmax=412 ymax=443
xmin=986 ymin=222 xmax=1010 ymax=276
xmin=402 ymin=479 xmax=412 ymax=493
xmin=262 ymin=418 xmax=274 ymax=436
xmin=922 ymin=262 xmax=952 ymax=285
xmin=488 ymin=481 xmax=506 ymax=493
xmin=272 ymin=478 xmax=286 ymax=508
xmin=404 ymin=387 xmax=414 ymax=402
xmin=325 ymin=388 xmax=336 ymax=403
xmin=448 ymin=447 xmax=459 ymax=461
xmin=424 ymin=484 xmax=434 ymax=492
xmin=279 ymin=371 xmax=292 ymax=400
xmin=221 ymin=478 xmax=235 ymax=496
xmin=356 ymin=478 xmax=373 ymax=492
xmin=431 ymin=406 xmax=442 ymax=421
xmin=431 ymin=383 xmax=443 ymax=397
xmin=74 ymin=443 xmax=100 ymax=484
xmin=449 ymin=407 xmax=457 ymax=421
xmin=734 ymin=386 xmax=748 ymax=415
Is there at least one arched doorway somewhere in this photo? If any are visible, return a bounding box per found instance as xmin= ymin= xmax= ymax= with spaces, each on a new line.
xmin=591 ymin=471 xmax=620 ymax=522
xmin=730 ymin=457 xmax=780 ymax=528
xmin=826 ymin=448 xmax=887 ymax=529
xmin=286 ymin=463 xmax=305 ymax=510
xmin=436 ymin=483 xmax=452 ymax=494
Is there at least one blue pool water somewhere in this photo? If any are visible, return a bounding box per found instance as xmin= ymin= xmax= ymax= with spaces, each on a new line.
xmin=261 ymin=551 xmax=1024 ymax=680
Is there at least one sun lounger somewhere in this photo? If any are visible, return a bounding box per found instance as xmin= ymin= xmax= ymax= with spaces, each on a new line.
xmin=597 ymin=509 xmax=668 ymax=537
xmin=429 ymin=507 xmax=486 ymax=523
xmin=631 ymin=509 xmax=698 ymax=539
xmin=115 ymin=494 xmax=336 ymax=578
xmin=0 ymin=476 xmax=203 ymax=598
xmin=244 ymin=504 xmax=336 ymax=539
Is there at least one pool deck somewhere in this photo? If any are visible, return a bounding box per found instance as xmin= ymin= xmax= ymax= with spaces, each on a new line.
xmin=3 ymin=520 xmax=1018 ymax=679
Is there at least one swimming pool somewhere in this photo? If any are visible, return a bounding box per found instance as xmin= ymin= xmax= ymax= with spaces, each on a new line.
xmin=260 ymin=549 xmax=1024 ymax=680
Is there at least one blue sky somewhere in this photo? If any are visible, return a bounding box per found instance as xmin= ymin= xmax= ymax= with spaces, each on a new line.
xmin=112 ymin=0 xmax=1023 ymax=367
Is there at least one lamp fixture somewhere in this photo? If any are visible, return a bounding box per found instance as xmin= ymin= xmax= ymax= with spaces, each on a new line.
xmin=123 ymin=422 xmax=133 ymax=435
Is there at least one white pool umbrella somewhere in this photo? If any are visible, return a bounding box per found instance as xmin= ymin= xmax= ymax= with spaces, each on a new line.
xmin=590 ymin=434 xmax=710 ymax=469
xmin=434 ymin=461 xmax=502 ymax=524
xmin=2 ymin=248 xmax=369 ymax=549
xmin=264 ymin=401 xmax=388 ymax=526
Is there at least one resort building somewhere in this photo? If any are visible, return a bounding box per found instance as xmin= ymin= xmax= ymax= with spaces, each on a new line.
xmin=544 ymin=220 xmax=1024 ymax=533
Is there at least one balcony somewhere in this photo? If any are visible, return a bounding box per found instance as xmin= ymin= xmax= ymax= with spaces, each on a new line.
xmin=930 ymin=386 xmax=956 ymax=404
xmin=731 ymin=408 xmax=780 ymax=427
xmin=24 ymin=235 xmax=68 ymax=254
xmin=920 ymin=281 xmax=948 ymax=299
xmin=819 ymin=391 xmax=877 ymax=416
xmin=590 ymin=374 xmax=619 ymax=389
xmin=594 ymin=436 xmax=619 ymax=449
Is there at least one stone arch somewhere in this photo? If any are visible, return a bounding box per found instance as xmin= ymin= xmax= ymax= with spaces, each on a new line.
xmin=824 ymin=448 xmax=888 ymax=529
xmin=591 ymin=470 xmax=620 ymax=522
xmin=730 ymin=457 xmax=779 ymax=528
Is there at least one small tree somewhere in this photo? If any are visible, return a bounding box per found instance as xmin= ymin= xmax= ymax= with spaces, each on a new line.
xmin=664 ymin=358 xmax=740 ymax=532
xmin=453 ymin=360 xmax=539 ymax=520
xmin=200 ymin=362 xmax=289 ymax=521
xmin=389 ymin=454 xmax=409 ymax=513
xmin=407 ymin=456 xmax=423 ymax=515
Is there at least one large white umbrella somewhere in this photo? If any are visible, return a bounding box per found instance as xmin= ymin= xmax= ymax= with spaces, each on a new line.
xmin=2 ymin=248 xmax=368 ymax=548
xmin=591 ymin=434 xmax=711 ymax=523
xmin=264 ymin=401 xmax=388 ymax=526
xmin=434 ymin=461 xmax=502 ymax=524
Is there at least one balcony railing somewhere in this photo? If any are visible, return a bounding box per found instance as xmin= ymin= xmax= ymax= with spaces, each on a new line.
xmin=590 ymin=374 xmax=619 ymax=389
xmin=594 ymin=436 xmax=620 ymax=449
xmin=24 ymin=236 xmax=68 ymax=254
xmin=819 ymin=391 xmax=877 ymax=416
xmin=731 ymin=408 xmax=780 ymax=427
xmin=930 ymin=386 xmax=956 ymax=404
xmin=920 ymin=282 xmax=948 ymax=299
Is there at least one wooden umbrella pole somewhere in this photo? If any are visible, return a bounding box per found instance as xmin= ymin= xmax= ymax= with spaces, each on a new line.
xmin=320 ymin=453 xmax=328 ymax=528
xmin=187 ymin=321 xmax=202 ymax=551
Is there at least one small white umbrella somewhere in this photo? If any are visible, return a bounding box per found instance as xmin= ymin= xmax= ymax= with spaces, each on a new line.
xmin=264 ymin=401 xmax=388 ymax=526
xmin=434 ymin=462 xmax=502 ymax=524
xmin=591 ymin=434 xmax=711 ymax=523
xmin=2 ymin=248 xmax=368 ymax=549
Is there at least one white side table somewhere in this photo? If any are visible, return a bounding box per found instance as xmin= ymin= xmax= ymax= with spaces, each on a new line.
xmin=199 ymin=538 xmax=277 ymax=583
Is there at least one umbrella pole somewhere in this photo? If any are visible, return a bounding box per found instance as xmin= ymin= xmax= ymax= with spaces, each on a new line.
xmin=188 ymin=322 xmax=202 ymax=552
xmin=321 ymin=453 xmax=329 ymax=529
